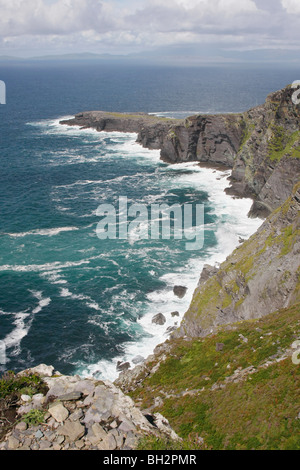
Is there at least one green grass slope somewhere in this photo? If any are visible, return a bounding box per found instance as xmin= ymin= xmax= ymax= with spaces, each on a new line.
xmin=132 ymin=303 xmax=300 ymax=450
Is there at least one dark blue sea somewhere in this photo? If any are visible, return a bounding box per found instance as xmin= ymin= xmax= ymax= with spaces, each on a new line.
xmin=0 ymin=62 xmax=298 ymax=380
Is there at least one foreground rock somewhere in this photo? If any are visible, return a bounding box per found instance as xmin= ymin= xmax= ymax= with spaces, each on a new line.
xmin=0 ymin=365 xmax=179 ymax=451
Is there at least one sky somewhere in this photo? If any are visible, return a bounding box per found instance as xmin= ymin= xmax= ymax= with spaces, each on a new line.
xmin=1 ymin=0 xmax=300 ymax=63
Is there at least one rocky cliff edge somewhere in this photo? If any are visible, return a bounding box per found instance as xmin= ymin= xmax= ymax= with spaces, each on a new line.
xmin=61 ymin=85 xmax=300 ymax=218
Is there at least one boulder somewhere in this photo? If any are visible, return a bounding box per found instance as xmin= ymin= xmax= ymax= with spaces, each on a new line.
xmin=18 ymin=364 xmax=55 ymax=378
xmin=48 ymin=403 xmax=69 ymax=423
xmin=116 ymin=361 xmax=131 ymax=372
xmin=171 ymin=311 xmax=180 ymax=317
xmin=58 ymin=420 xmax=85 ymax=442
xmin=173 ymin=286 xmax=187 ymax=298
xmin=132 ymin=355 xmax=145 ymax=365
xmin=152 ymin=313 xmax=166 ymax=325
xmin=199 ymin=264 xmax=219 ymax=285
xmin=165 ymin=326 xmax=177 ymax=335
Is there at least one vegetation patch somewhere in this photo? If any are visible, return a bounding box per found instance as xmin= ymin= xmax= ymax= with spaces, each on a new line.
xmin=131 ymin=304 xmax=300 ymax=450
xmin=0 ymin=371 xmax=47 ymax=441
xmin=268 ymin=127 xmax=300 ymax=161
xmin=239 ymin=121 xmax=255 ymax=152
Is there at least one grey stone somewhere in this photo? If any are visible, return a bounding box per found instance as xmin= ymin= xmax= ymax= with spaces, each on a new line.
xmin=173 ymin=286 xmax=187 ymax=298
xmin=7 ymin=436 xmax=20 ymax=450
xmin=20 ymin=394 xmax=31 ymax=403
xmin=74 ymin=380 xmax=96 ymax=397
xmin=124 ymin=431 xmax=139 ymax=449
xmin=171 ymin=311 xmax=180 ymax=317
xmin=19 ymin=364 xmax=54 ymax=378
xmin=86 ymin=423 xmax=107 ymax=445
xmin=109 ymin=429 xmax=124 ymax=449
xmin=56 ymin=435 xmax=65 ymax=445
xmin=132 ymin=355 xmax=145 ymax=365
xmin=15 ymin=422 xmax=28 ymax=432
xmin=32 ymin=393 xmax=46 ymax=409
xmin=165 ymin=326 xmax=177 ymax=335
xmin=48 ymin=403 xmax=69 ymax=423
xmin=39 ymin=440 xmax=52 ymax=450
xmin=75 ymin=440 xmax=85 ymax=449
xmin=18 ymin=403 xmax=35 ymax=415
xmin=83 ymin=394 xmax=94 ymax=406
xmin=23 ymin=438 xmax=33 ymax=447
xmin=118 ymin=419 xmax=136 ymax=433
xmin=91 ymin=423 xmax=107 ymax=441
xmin=69 ymin=408 xmax=84 ymax=421
xmin=152 ymin=313 xmax=166 ymax=325
xmin=58 ymin=391 xmax=83 ymax=401
xmin=35 ymin=430 xmax=44 ymax=440
xmin=199 ymin=265 xmax=219 ymax=285
xmin=58 ymin=420 xmax=85 ymax=442
xmin=97 ymin=434 xmax=117 ymax=451
xmin=53 ymin=443 xmax=62 ymax=451
xmin=117 ymin=361 xmax=131 ymax=372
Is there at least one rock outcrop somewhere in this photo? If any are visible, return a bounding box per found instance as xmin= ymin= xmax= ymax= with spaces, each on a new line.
xmin=173 ymin=182 xmax=300 ymax=339
xmin=60 ymin=85 xmax=300 ymax=218
xmin=0 ymin=365 xmax=179 ymax=451
xmin=60 ymin=111 xmax=177 ymax=151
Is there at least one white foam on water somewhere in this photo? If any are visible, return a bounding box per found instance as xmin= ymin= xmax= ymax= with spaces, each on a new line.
xmin=6 ymin=226 xmax=79 ymax=238
xmin=0 ymin=291 xmax=51 ymax=363
xmin=59 ymin=287 xmax=102 ymax=312
xmin=0 ymin=259 xmax=91 ymax=273
xmin=24 ymin=117 xmax=262 ymax=381
xmin=39 ymin=271 xmax=68 ymax=285
xmin=76 ymin=161 xmax=262 ymax=382
xmin=30 ymin=290 xmax=52 ymax=314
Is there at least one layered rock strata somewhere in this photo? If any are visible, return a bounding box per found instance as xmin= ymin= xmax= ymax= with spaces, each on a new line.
xmin=60 ymin=86 xmax=300 ymax=218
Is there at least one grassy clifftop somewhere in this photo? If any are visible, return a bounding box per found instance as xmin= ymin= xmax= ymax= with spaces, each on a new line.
xmin=130 ymin=303 xmax=300 ymax=450
xmin=115 ymin=183 xmax=300 ymax=451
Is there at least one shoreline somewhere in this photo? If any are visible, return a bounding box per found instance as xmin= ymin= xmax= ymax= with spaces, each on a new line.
xmin=57 ymin=118 xmax=262 ymax=382
xmin=0 ymin=114 xmax=263 ymax=381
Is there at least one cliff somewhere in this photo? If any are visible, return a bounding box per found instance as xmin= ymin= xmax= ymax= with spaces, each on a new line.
xmin=61 ymin=85 xmax=300 ymax=218
xmin=115 ymin=183 xmax=300 ymax=396
xmin=60 ymin=111 xmax=178 ymax=151
xmin=173 ymin=182 xmax=300 ymax=339
xmin=118 ymin=302 xmax=300 ymax=450
xmin=113 ymin=184 xmax=299 ymax=450
xmin=4 ymin=86 xmax=296 ymax=451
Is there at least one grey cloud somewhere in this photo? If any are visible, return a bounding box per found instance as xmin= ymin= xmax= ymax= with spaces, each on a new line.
xmin=0 ymin=0 xmax=300 ymax=59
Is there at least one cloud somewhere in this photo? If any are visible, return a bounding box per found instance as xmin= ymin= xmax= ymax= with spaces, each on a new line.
xmin=0 ymin=0 xmax=116 ymax=36
xmin=0 ymin=0 xmax=299 ymax=60
xmin=281 ymin=0 xmax=300 ymax=14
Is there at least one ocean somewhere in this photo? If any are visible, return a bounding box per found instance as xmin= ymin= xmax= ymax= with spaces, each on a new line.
xmin=0 ymin=61 xmax=298 ymax=381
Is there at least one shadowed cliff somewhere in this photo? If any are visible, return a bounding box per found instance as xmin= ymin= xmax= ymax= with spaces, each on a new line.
xmin=61 ymin=85 xmax=300 ymax=218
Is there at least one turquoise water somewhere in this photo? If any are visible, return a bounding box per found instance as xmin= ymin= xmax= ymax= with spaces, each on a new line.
xmin=0 ymin=62 xmax=297 ymax=379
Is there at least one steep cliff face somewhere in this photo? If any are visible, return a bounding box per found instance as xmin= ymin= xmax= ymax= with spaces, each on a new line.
xmin=61 ymin=85 xmax=300 ymax=218
xmin=156 ymin=86 xmax=300 ymax=217
xmin=148 ymin=113 xmax=243 ymax=167
xmin=174 ymin=182 xmax=300 ymax=339
xmin=228 ymin=86 xmax=300 ymax=217
xmin=60 ymin=111 xmax=177 ymax=150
